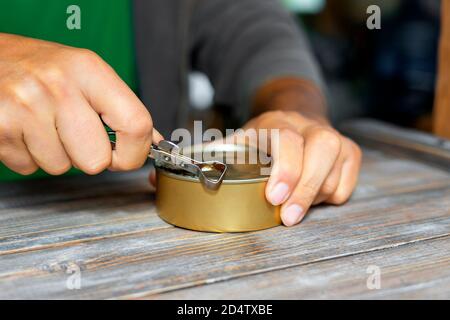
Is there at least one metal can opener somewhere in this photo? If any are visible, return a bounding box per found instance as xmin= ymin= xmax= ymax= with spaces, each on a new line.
xmin=107 ymin=131 xmax=227 ymax=190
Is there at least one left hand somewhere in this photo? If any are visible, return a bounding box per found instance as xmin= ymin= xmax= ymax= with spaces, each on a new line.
xmin=243 ymin=110 xmax=362 ymax=226
xmin=148 ymin=110 xmax=362 ymax=227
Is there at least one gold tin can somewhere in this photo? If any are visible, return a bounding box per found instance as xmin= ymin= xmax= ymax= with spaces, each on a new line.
xmin=155 ymin=144 xmax=281 ymax=233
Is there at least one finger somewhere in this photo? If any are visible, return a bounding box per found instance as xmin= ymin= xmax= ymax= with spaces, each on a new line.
xmin=265 ymin=128 xmax=303 ymax=206
xmin=0 ymin=77 xmax=69 ymax=175
xmin=0 ymin=106 xmax=39 ymax=175
xmin=313 ymin=153 xmax=344 ymax=205
xmin=23 ymin=122 xmax=72 ymax=175
xmin=281 ymin=128 xmax=341 ymax=226
xmin=19 ymin=94 xmax=72 ymax=175
xmin=152 ymin=129 xmax=164 ymax=144
xmin=327 ymin=138 xmax=362 ymax=205
xmin=0 ymin=133 xmax=39 ymax=175
xmin=55 ymin=89 xmax=112 ymax=175
xmin=74 ymin=51 xmax=154 ymax=170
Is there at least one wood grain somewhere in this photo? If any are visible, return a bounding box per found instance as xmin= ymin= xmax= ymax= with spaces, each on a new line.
xmin=0 ymin=185 xmax=448 ymax=299
xmin=0 ymin=120 xmax=448 ymax=299
xmin=341 ymin=119 xmax=450 ymax=169
xmin=0 ymin=149 xmax=448 ymax=256
xmin=150 ymin=237 xmax=450 ymax=299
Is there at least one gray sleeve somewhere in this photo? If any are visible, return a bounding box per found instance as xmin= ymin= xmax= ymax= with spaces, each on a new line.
xmin=189 ymin=0 xmax=325 ymax=122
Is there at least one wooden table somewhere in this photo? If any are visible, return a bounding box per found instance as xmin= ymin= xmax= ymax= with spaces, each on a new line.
xmin=0 ymin=119 xmax=449 ymax=299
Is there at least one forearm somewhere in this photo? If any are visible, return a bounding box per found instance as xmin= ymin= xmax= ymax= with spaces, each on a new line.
xmin=190 ymin=0 xmax=325 ymax=123
xmin=251 ymin=77 xmax=329 ymax=125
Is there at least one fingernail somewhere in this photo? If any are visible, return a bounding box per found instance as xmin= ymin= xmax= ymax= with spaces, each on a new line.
xmin=281 ymin=204 xmax=304 ymax=226
xmin=268 ymin=182 xmax=289 ymax=205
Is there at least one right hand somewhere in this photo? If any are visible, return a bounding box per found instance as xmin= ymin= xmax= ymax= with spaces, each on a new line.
xmin=0 ymin=33 xmax=162 ymax=176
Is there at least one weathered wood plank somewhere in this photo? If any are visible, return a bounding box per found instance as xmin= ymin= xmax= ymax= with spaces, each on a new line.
xmin=0 ymin=186 xmax=448 ymax=299
xmin=0 ymin=120 xmax=449 ymax=299
xmin=353 ymin=149 xmax=450 ymax=200
xmin=0 ymin=168 xmax=150 ymax=209
xmin=0 ymin=147 xmax=448 ymax=256
xmin=149 ymin=237 xmax=450 ymax=299
xmin=341 ymin=119 xmax=450 ymax=169
xmin=0 ymin=200 xmax=164 ymax=255
xmin=1 ymin=137 xmax=448 ymax=210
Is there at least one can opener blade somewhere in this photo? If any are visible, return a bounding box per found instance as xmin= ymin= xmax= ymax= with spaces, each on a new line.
xmin=151 ymin=140 xmax=227 ymax=190
xmin=108 ymin=132 xmax=227 ymax=190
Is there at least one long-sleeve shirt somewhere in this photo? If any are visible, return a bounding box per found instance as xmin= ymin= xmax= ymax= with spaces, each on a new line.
xmin=134 ymin=0 xmax=325 ymax=136
xmin=0 ymin=0 xmax=324 ymax=181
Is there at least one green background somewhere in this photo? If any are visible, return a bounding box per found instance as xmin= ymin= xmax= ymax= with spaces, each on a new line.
xmin=0 ymin=0 xmax=136 ymax=181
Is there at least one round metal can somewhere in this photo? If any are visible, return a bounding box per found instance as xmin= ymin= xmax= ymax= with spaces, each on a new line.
xmin=155 ymin=144 xmax=281 ymax=232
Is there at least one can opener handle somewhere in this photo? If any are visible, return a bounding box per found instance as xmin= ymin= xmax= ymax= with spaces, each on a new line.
xmin=107 ymin=131 xmax=227 ymax=190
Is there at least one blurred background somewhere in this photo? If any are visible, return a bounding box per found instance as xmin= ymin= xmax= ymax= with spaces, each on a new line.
xmin=189 ymin=0 xmax=441 ymax=132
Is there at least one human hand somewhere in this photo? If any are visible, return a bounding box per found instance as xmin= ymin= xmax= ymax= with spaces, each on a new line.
xmin=0 ymin=33 xmax=161 ymax=176
xmin=244 ymin=110 xmax=362 ymax=226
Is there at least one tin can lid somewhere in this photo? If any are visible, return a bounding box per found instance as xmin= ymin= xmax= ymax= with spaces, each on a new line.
xmin=157 ymin=143 xmax=272 ymax=183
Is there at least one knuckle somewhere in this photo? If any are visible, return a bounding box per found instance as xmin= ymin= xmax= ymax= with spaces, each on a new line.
xmin=311 ymin=128 xmax=342 ymax=152
xmin=329 ymin=190 xmax=350 ymax=205
xmin=46 ymin=161 xmax=71 ymax=176
xmin=266 ymin=110 xmax=285 ymax=119
xmin=125 ymin=111 xmax=153 ymax=139
xmin=36 ymin=66 xmax=68 ymax=97
xmin=71 ymin=48 xmax=102 ymax=68
xmin=81 ymin=156 xmax=110 ymax=175
xmin=257 ymin=111 xmax=288 ymax=128
xmin=0 ymin=121 xmax=18 ymax=145
xmin=5 ymin=76 xmax=44 ymax=106
xmin=279 ymin=127 xmax=303 ymax=145
xmin=320 ymin=181 xmax=338 ymax=196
